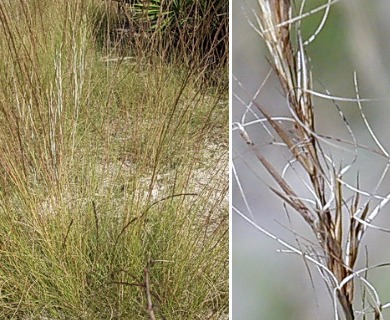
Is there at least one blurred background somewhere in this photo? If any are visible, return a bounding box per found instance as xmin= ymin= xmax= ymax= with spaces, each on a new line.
xmin=232 ymin=0 xmax=390 ymax=319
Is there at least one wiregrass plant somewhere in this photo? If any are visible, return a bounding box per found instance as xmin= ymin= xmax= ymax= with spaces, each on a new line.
xmin=0 ymin=0 xmax=228 ymax=318
xmin=233 ymin=1 xmax=390 ymax=319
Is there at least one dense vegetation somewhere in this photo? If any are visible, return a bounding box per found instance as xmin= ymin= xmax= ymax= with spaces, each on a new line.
xmin=0 ymin=0 xmax=228 ymax=318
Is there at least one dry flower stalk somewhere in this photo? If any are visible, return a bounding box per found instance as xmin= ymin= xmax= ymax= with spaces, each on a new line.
xmin=242 ymin=1 xmax=380 ymax=319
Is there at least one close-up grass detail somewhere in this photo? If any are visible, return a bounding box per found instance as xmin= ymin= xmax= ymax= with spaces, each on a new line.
xmin=233 ymin=0 xmax=390 ymax=319
xmin=0 ymin=0 xmax=228 ymax=319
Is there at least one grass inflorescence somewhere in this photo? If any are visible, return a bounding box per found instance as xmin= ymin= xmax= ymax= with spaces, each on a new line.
xmin=234 ymin=1 xmax=390 ymax=319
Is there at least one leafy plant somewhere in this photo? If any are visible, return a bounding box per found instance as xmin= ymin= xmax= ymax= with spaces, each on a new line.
xmin=93 ymin=0 xmax=228 ymax=80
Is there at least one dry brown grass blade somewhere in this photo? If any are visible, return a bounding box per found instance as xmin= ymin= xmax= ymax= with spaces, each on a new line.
xmin=253 ymin=100 xmax=315 ymax=175
xmin=334 ymin=178 xmax=343 ymax=249
xmin=250 ymin=142 xmax=315 ymax=225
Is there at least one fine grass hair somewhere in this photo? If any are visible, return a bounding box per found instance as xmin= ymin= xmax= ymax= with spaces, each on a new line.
xmin=234 ymin=1 xmax=390 ymax=319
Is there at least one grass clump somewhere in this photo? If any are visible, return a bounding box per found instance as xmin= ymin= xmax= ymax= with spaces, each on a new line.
xmin=234 ymin=0 xmax=390 ymax=319
xmin=0 ymin=0 xmax=228 ymax=318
